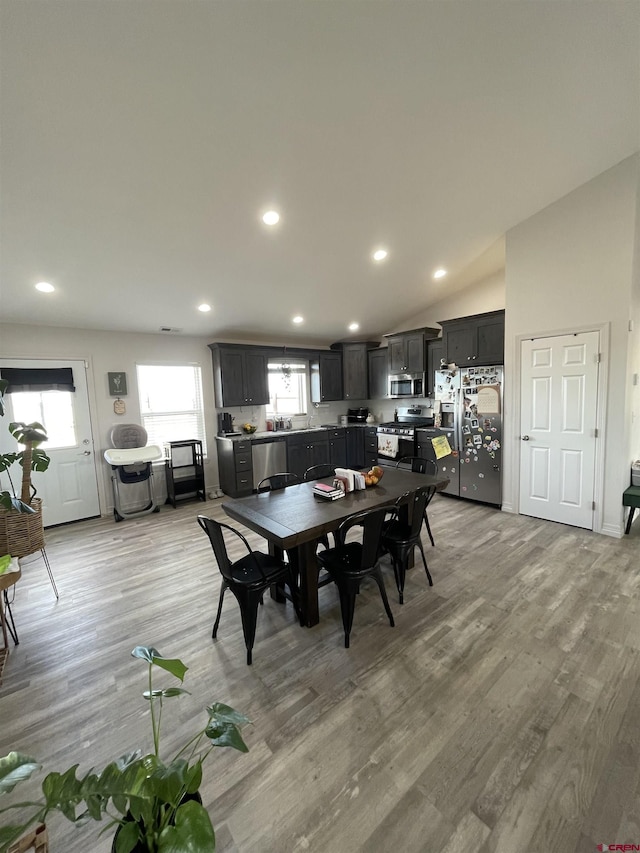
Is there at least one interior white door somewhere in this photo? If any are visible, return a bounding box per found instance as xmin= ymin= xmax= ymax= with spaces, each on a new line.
xmin=0 ymin=359 xmax=100 ymax=526
xmin=519 ymin=332 xmax=599 ymax=529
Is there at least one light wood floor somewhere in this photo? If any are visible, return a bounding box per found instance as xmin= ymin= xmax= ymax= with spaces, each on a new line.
xmin=1 ymin=495 xmax=639 ymax=852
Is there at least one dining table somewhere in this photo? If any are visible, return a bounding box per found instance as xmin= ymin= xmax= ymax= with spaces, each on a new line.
xmin=222 ymin=467 xmax=449 ymax=627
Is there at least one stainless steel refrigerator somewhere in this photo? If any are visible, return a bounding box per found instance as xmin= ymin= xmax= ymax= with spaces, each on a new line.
xmin=429 ymin=365 xmax=503 ymax=506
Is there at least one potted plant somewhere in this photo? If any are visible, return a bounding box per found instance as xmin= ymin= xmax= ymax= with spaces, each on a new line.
xmin=0 ymin=645 xmax=250 ymax=853
xmin=0 ymin=378 xmax=50 ymax=557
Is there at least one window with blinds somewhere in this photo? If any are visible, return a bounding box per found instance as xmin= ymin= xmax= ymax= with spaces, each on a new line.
xmin=136 ymin=364 xmax=206 ymax=454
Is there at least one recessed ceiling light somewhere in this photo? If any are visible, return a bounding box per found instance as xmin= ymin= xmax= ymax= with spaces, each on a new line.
xmin=198 ymin=303 xmax=211 ymax=312
xmin=433 ymin=268 xmax=447 ymax=279
xmin=348 ymin=322 xmax=360 ymax=332
xmin=262 ymin=210 xmax=280 ymax=226
xmin=292 ymin=315 xmax=304 ymax=324
xmin=35 ymin=281 xmax=55 ymax=293
xmin=373 ymin=249 xmax=388 ymax=262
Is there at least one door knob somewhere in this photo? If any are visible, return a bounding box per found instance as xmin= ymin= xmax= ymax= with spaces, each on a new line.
xmin=79 ymin=450 xmax=92 ymax=456
xmin=521 ymin=435 xmax=530 ymax=441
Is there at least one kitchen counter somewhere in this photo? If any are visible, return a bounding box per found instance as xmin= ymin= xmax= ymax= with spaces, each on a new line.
xmin=215 ymin=423 xmax=377 ymax=442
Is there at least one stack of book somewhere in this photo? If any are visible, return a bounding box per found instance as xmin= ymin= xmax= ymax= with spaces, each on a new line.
xmin=312 ymin=482 xmax=345 ymax=501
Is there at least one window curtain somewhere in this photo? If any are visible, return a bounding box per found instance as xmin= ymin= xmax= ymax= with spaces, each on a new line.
xmin=0 ymin=367 xmax=76 ymax=393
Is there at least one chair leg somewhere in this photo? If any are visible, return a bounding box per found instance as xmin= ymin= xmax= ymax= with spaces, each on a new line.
xmin=212 ymin=581 xmax=228 ymax=638
xmin=2 ymin=590 xmax=19 ymax=645
xmin=423 ymin=511 xmax=435 ymax=547
xmin=334 ymin=577 xmax=358 ymax=648
xmin=390 ymin=550 xmax=408 ymax=604
xmin=233 ymin=588 xmax=262 ymax=665
xmin=370 ymin=567 xmax=395 ymax=628
xmin=416 ymin=540 xmax=433 ymax=586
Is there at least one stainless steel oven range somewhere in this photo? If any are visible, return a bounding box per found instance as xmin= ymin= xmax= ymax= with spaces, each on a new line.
xmin=376 ymin=406 xmax=434 ymax=467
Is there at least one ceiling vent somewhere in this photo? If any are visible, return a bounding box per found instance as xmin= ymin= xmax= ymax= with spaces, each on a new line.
xmin=159 ymin=327 xmax=182 ymax=333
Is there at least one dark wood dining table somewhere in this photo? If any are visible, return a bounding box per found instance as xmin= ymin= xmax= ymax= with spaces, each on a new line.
xmin=222 ymin=467 xmax=449 ymax=627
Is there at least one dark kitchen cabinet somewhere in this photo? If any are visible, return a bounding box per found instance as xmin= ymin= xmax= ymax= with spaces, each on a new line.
xmin=286 ymin=431 xmax=330 ymax=479
xmin=363 ymin=426 xmax=378 ymax=468
xmin=342 ymin=343 xmax=369 ymax=400
xmin=210 ymin=345 xmax=269 ymax=408
xmin=345 ymin=427 xmax=363 ymax=468
xmin=310 ymin=352 xmax=343 ymax=403
xmin=327 ymin=429 xmax=347 ymax=468
xmin=368 ymin=347 xmax=388 ymax=399
xmin=388 ymin=331 xmax=425 ymax=374
xmin=439 ymin=310 xmax=505 ymax=366
xmin=426 ymin=338 xmax=444 ymax=396
xmin=216 ymin=437 xmax=254 ymax=497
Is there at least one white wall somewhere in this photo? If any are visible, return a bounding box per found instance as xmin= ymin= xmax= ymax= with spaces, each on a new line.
xmin=0 ymin=324 xmax=219 ymax=513
xmin=390 ymin=270 xmax=506 ymax=334
xmin=503 ymin=154 xmax=639 ymax=536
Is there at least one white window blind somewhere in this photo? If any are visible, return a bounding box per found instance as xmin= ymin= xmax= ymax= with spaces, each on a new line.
xmin=136 ymin=364 xmax=206 ymax=454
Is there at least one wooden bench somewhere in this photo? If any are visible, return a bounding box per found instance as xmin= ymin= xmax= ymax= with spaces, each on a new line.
xmin=623 ymin=485 xmax=640 ymax=534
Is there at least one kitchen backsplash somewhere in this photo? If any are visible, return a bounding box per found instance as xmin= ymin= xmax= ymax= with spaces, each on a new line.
xmin=219 ymin=397 xmax=435 ymax=431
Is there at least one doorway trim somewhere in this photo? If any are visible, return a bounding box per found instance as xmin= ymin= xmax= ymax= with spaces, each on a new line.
xmin=510 ymin=321 xmax=609 ymax=535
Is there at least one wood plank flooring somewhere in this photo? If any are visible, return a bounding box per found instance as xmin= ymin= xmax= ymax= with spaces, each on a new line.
xmin=1 ymin=495 xmax=639 ymax=852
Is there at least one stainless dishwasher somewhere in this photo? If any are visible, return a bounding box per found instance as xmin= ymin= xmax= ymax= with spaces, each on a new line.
xmin=251 ymin=439 xmax=287 ymax=490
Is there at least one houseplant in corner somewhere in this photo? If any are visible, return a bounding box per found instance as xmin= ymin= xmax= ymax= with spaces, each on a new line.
xmin=0 ymin=645 xmax=250 ymax=852
xmin=0 ymin=378 xmax=51 ymax=557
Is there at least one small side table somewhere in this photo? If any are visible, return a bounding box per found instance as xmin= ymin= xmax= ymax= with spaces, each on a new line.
xmin=164 ymin=440 xmax=206 ymax=508
xmin=0 ymin=559 xmax=21 ymax=649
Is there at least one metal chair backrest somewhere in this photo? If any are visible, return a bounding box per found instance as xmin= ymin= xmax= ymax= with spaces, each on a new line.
xmin=197 ymin=515 xmax=235 ymax=581
xmin=303 ymin=464 xmax=335 ymax=481
xmin=257 ymin=472 xmax=299 ymax=493
xmin=396 ymin=455 xmax=437 ymax=476
xmin=336 ymin=507 xmax=387 ymax=570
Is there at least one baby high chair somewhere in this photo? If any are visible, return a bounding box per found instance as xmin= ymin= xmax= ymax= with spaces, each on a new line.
xmin=103 ymin=424 xmax=163 ymax=522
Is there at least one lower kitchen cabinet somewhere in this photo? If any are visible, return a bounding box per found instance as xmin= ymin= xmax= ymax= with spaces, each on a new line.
xmin=363 ymin=426 xmax=377 ymax=469
xmin=216 ymin=437 xmax=253 ymax=497
xmin=286 ymin=432 xmax=330 ymax=479
xmin=327 ymin=430 xmax=347 ymax=468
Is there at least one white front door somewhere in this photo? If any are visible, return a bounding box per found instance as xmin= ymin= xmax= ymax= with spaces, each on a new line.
xmin=0 ymin=359 xmax=100 ymax=526
xmin=519 ymin=332 xmax=599 ymax=529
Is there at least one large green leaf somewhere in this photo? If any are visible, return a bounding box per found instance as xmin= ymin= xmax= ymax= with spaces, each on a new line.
xmin=113 ymin=818 xmax=141 ymax=853
xmin=8 ymin=422 xmax=48 ymax=446
xmin=131 ymin=646 xmax=188 ymax=682
xmin=0 ymin=453 xmax=18 ymax=473
xmin=204 ymin=721 xmax=249 ymax=753
xmin=143 ymin=687 xmax=190 ymax=700
xmin=206 ymin=703 xmax=251 ymax=727
xmin=158 ymin=799 xmax=215 ymax=853
xmin=0 ymin=752 xmax=41 ymax=795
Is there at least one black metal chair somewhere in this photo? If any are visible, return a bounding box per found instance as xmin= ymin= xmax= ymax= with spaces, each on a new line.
xmin=316 ymin=507 xmax=395 ymax=648
xmin=197 ymin=515 xmax=302 ymax=665
xmin=303 ymin=464 xmax=335 ymax=482
xmin=256 ymin=472 xmax=299 ymax=493
xmin=395 ymin=456 xmax=437 ymax=546
xmin=380 ymin=485 xmax=437 ymax=604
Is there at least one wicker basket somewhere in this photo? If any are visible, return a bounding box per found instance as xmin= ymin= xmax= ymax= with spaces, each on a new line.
xmin=0 ymin=498 xmax=44 ymax=557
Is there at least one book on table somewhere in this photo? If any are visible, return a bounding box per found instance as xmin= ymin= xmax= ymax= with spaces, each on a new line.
xmin=313 ymin=482 xmax=345 ymax=500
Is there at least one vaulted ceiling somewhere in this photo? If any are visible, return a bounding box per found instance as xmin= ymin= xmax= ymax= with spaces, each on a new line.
xmin=1 ymin=1 xmax=638 ymax=344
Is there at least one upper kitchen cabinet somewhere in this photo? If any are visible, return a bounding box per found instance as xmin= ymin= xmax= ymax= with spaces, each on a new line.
xmin=368 ymin=347 xmax=388 ymax=399
xmin=209 ymin=344 xmax=270 ymax=408
xmin=341 ymin=343 xmax=369 ymax=400
xmin=386 ymin=328 xmax=440 ymax=375
xmin=439 ymin=310 xmax=505 ymax=366
xmin=426 ymin=338 xmax=444 ymax=396
xmin=310 ymin=351 xmax=343 ymax=402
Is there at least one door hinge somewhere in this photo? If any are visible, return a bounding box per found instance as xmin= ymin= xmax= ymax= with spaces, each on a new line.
xmin=592 ymin=501 xmax=596 ymax=511
xmin=593 ymin=427 xmax=599 ymax=438
xmin=595 ymin=352 xmax=601 ymax=363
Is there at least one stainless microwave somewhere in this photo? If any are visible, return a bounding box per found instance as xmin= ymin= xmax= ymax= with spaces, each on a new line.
xmin=388 ymin=373 xmax=425 ymax=398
